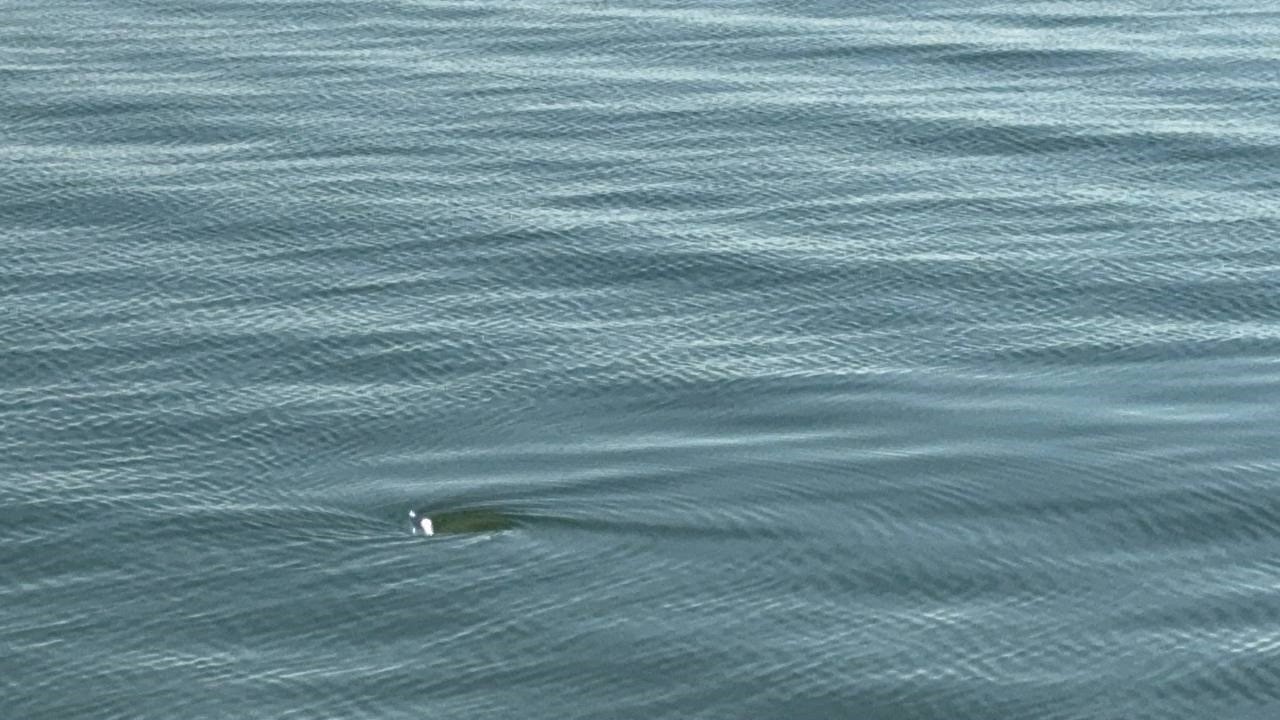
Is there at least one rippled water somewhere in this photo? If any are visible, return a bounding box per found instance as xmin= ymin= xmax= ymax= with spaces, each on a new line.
xmin=4 ymin=1 xmax=1280 ymax=717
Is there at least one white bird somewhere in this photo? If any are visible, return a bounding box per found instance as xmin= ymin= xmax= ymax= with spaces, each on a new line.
xmin=408 ymin=509 xmax=435 ymax=536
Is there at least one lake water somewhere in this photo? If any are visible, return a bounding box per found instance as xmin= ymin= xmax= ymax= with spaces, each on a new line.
xmin=4 ymin=1 xmax=1280 ymax=718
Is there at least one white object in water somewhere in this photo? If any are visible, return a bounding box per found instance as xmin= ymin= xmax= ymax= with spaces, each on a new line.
xmin=409 ymin=509 xmax=434 ymax=536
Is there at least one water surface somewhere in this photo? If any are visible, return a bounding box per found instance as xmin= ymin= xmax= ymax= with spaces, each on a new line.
xmin=4 ymin=1 xmax=1280 ymax=718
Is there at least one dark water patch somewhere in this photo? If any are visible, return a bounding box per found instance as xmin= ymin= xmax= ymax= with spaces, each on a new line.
xmin=543 ymin=185 xmax=741 ymax=212
xmin=960 ymin=12 xmax=1132 ymax=30
xmin=984 ymin=335 xmax=1280 ymax=370
xmin=764 ymin=40 xmax=970 ymax=64
xmin=933 ymin=46 xmax=1134 ymax=74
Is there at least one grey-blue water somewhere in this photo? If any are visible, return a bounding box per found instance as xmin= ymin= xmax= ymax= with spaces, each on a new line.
xmin=4 ymin=1 xmax=1279 ymax=717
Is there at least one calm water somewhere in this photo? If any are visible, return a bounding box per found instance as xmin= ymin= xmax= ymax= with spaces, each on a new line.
xmin=4 ymin=1 xmax=1280 ymax=717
